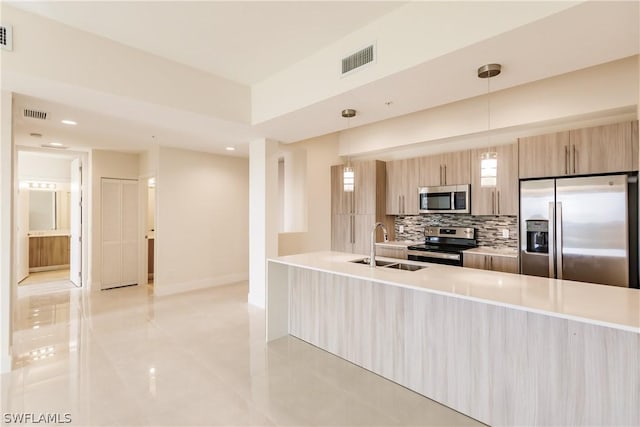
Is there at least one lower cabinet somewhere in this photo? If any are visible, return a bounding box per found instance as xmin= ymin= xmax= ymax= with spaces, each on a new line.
xmin=463 ymin=252 xmax=518 ymax=274
xmin=29 ymin=236 xmax=70 ymax=270
xmin=375 ymin=245 xmax=408 ymax=260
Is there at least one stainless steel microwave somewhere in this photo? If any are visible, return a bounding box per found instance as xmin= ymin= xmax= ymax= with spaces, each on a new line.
xmin=418 ymin=184 xmax=470 ymax=214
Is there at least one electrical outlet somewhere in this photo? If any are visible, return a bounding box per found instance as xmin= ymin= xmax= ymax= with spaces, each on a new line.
xmin=502 ymin=229 xmax=510 ymax=239
xmin=399 ymin=225 xmax=405 ymax=233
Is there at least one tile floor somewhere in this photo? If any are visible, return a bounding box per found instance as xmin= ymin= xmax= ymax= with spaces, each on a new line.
xmin=1 ymin=282 xmax=482 ymax=426
xmin=19 ymin=269 xmax=71 ymax=286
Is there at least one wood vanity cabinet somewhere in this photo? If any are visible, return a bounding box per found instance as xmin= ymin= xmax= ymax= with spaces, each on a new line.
xmin=519 ymin=121 xmax=639 ymax=179
xmin=385 ymin=158 xmax=419 ymax=215
xmin=29 ymin=235 xmax=70 ymax=269
xmin=331 ymin=161 xmax=392 ymax=255
xmin=419 ymin=150 xmax=470 ymax=186
xmin=471 ymin=143 xmax=518 ymax=215
xmin=463 ymin=252 xmax=518 ymax=274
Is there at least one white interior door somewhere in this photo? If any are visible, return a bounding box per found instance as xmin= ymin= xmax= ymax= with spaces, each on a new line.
xmin=16 ymin=187 xmax=29 ymax=283
xmin=101 ymin=178 xmax=138 ymax=290
xmin=70 ymin=158 xmax=82 ymax=286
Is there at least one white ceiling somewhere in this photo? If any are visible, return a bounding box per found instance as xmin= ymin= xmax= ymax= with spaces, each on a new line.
xmin=6 ymin=1 xmax=640 ymax=157
xmin=9 ymin=1 xmax=405 ymax=85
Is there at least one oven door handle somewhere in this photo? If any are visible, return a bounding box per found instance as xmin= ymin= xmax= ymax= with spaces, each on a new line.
xmin=407 ymin=250 xmax=460 ymax=261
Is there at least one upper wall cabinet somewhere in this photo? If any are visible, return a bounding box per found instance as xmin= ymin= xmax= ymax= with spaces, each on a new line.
xmin=419 ymin=150 xmax=470 ymax=186
xmin=471 ymin=143 xmax=518 ymax=216
xmin=519 ymin=121 xmax=639 ymax=179
xmin=386 ymin=158 xmax=419 ymax=215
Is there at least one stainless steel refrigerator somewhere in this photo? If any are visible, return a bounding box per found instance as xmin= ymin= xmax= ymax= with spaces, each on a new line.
xmin=520 ymin=174 xmax=638 ymax=287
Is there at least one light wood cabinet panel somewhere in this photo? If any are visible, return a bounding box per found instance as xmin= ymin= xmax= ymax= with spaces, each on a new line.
xmin=464 ymin=252 xmax=518 ymax=274
xmin=331 ymin=161 xmax=391 ymax=254
xmin=331 ymin=164 xmax=352 ymax=215
xmin=518 ymin=131 xmax=569 ymax=179
xmin=570 ymin=122 xmax=633 ymax=175
xmin=386 ymin=158 xmax=419 ymax=215
xmin=419 ymin=150 xmax=470 ymax=186
xmin=376 ymin=245 xmax=408 ymax=260
xmin=472 ymin=143 xmax=519 ymax=215
xmin=462 ymin=252 xmax=486 ymax=270
xmin=29 ymin=236 xmax=70 ymax=269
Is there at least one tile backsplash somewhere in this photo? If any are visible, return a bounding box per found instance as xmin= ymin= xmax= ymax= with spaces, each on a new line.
xmin=394 ymin=214 xmax=518 ymax=249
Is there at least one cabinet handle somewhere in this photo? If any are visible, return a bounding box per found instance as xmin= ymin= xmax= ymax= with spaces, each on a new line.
xmin=439 ymin=165 xmax=443 ymax=185
xmin=398 ymin=195 xmax=402 ymax=214
xmin=497 ymin=190 xmax=500 ymax=215
xmin=402 ymin=195 xmax=405 ymax=214
xmin=572 ymin=145 xmax=576 ymax=174
xmin=444 ymin=165 xmax=447 ymax=185
xmin=564 ymin=146 xmax=569 ymax=174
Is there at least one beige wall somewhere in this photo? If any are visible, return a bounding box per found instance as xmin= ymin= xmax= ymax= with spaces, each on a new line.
xmin=155 ymin=146 xmax=249 ymax=296
xmin=90 ymin=150 xmax=140 ymax=289
xmin=278 ymin=133 xmax=341 ymax=256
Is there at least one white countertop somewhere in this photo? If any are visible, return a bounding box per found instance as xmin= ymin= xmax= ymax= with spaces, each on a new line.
xmin=464 ymin=247 xmax=518 ymax=258
xmin=269 ymin=251 xmax=640 ymax=333
xmin=374 ymin=240 xmax=421 ymax=248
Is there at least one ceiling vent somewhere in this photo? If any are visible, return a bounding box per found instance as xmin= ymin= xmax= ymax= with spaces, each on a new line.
xmin=341 ymin=43 xmax=375 ymax=76
xmin=0 ymin=24 xmax=13 ymax=51
xmin=24 ymin=109 xmax=48 ymax=121
xmin=40 ymin=144 xmax=68 ymax=150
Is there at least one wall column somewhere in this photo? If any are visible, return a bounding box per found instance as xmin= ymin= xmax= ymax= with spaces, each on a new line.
xmin=0 ymin=91 xmax=14 ymax=373
xmin=248 ymin=138 xmax=279 ymax=308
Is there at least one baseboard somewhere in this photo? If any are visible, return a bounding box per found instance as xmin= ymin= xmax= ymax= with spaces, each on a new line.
xmin=154 ymin=272 xmax=249 ymax=297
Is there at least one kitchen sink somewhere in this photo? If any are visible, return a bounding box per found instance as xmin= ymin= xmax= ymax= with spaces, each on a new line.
xmin=350 ymin=258 xmax=427 ymax=271
xmin=384 ymin=263 xmax=426 ymax=271
xmin=350 ymin=258 xmax=397 ymax=267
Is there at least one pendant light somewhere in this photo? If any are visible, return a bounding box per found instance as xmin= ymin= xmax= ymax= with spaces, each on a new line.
xmin=477 ymin=63 xmax=501 ymax=188
xmin=342 ymin=109 xmax=356 ymax=192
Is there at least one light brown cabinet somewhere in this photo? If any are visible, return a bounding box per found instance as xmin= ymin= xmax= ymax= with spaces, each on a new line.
xmin=463 ymin=252 xmax=518 ymax=274
xmin=519 ymin=121 xmax=639 ymax=179
xmin=331 ymin=161 xmax=392 ymax=255
xmin=419 ymin=150 xmax=470 ymax=186
xmin=375 ymin=245 xmax=408 ymax=260
xmin=29 ymin=235 xmax=70 ymax=270
xmin=471 ymin=143 xmax=518 ymax=215
xmin=385 ymin=158 xmax=419 ymax=215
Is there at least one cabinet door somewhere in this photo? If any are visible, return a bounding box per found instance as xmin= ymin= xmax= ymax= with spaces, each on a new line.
xmin=463 ymin=253 xmax=487 ymax=270
xmin=570 ymin=122 xmax=633 ymax=175
xmin=354 ymin=161 xmax=377 ymax=214
xmin=418 ymin=155 xmax=442 ymax=186
xmin=331 ymin=165 xmax=352 ymax=215
xmin=331 ymin=214 xmax=353 ymax=253
xmin=471 ymin=147 xmax=496 ymax=215
xmin=353 ymin=214 xmax=376 ymax=256
xmin=632 ymin=120 xmax=639 ymax=171
xmin=443 ymin=150 xmax=470 ymax=185
xmin=385 ymin=160 xmax=403 ymax=215
xmin=518 ymin=131 xmax=569 ymax=178
xmin=377 ymin=246 xmax=408 ymax=260
xmin=489 ymin=256 xmax=519 ymax=274
xmin=403 ymin=158 xmax=420 ymax=215
xmin=496 ymin=143 xmax=519 ymax=215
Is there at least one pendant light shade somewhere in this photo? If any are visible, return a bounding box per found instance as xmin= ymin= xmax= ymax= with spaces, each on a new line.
xmin=478 ymin=63 xmax=501 ymax=188
xmin=342 ymin=108 xmax=357 ymax=192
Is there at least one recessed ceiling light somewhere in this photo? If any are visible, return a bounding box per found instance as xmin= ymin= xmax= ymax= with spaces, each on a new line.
xmin=29 ymin=132 xmax=42 ymax=138
xmin=61 ymin=119 xmax=77 ymax=125
xmin=225 ymin=146 xmax=236 ymax=151
xmin=49 ymin=142 xmax=63 ymax=147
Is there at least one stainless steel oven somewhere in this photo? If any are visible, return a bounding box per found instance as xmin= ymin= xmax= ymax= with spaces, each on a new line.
xmin=407 ymin=227 xmax=476 ymax=266
xmin=418 ymin=184 xmax=470 ymax=214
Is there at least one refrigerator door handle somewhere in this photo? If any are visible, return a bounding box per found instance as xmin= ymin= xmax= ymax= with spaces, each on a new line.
xmin=548 ymin=202 xmax=555 ymax=278
xmin=556 ymin=202 xmax=563 ymax=280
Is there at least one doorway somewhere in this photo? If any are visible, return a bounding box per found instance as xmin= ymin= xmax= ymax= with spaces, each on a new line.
xmin=16 ymin=150 xmax=86 ymax=290
xmin=146 ymin=177 xmax=155 ymax=286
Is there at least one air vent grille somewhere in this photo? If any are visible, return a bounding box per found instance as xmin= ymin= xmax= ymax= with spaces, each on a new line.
xmin=0 ymin=24 xmax=13 ymax=51
xmin=24 ymin=109 xmax=48 ymax=120
xmin=341 ymin=44 xmax=375 ymax=75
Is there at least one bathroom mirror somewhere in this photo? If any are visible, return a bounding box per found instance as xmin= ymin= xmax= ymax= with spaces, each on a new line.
xmin=29 ymin=190 xmax=71 ymax=231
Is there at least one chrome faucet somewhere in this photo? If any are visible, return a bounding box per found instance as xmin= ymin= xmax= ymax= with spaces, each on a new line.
xmin=370 ymin=222 xmax=389 ymax=267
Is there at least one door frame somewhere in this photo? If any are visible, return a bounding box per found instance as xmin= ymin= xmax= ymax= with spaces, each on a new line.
xmin=14 ymin=146 xmax=90 ymax=289
xmin=138 ymin=173 xmax=156 ymax=288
